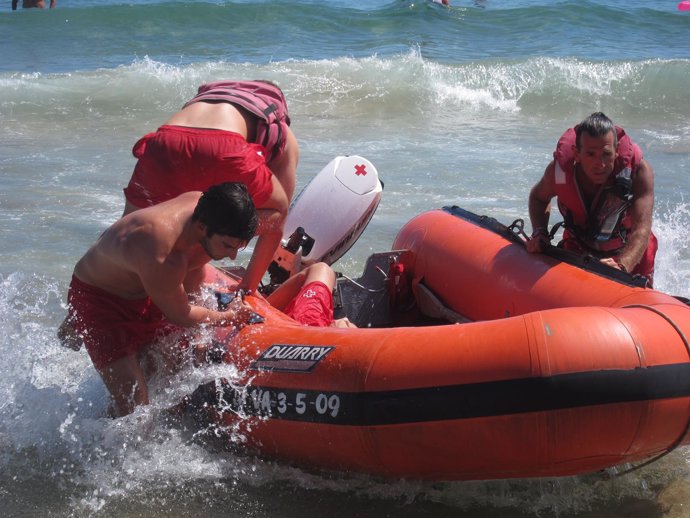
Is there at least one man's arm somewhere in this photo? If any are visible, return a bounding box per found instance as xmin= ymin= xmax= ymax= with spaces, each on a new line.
xmin=238 ymin=177 xmax=289 ymax=292
xmin=266 ymin=126 xmax=299 ymax=202
xmin=239 ymin=228 xmax=281 ymax=292
xmin=143 ymin=268 xmax=245 ymax=327
xmin=237 ymin=165 xmax=290 ymax=292
xmin=603 ymin=158 xmax=654 ymax=272
xmin=133 ymin=241 xmax=252 ymax=327
xmin=526 ymin=161 xmax=557 ymax=253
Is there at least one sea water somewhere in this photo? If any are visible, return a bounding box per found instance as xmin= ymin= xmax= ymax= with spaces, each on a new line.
xmin=1 ymin=1 xmax=689 ymax=516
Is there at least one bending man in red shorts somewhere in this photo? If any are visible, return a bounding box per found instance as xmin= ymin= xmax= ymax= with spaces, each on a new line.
xmin=60 ymin=183 xmax=258 ymax=417
xmin=123 ymin=80 xmax=299 ymax=293
xmin=267 ymin=262 xmax=356 ymax=329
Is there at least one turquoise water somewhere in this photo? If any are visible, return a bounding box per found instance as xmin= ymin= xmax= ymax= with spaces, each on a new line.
xmin=1 ymin=1 xmax=689 ymax=516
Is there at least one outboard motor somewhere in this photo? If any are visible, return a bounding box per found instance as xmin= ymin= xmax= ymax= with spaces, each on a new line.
xmin=267 ymin=227 xmax=315 ymax=287
xmin=260 ymin=155 xmax=383 ymax=294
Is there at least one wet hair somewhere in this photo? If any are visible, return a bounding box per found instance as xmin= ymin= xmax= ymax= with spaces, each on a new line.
xmin=575 ymin=112 xmax=618 ymax=149
xmin=192 ymin=182 xmax=257 ymax=241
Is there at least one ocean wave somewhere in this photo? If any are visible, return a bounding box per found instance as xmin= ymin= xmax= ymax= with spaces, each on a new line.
xmin=3 ymin=0 xmax=689 ymax=75
xmin=3 ymin=53 xmax=688 ymax=126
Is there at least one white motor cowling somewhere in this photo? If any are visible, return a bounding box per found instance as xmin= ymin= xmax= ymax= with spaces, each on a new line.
xmin=267 ymin=155 xmax=383 ymax=286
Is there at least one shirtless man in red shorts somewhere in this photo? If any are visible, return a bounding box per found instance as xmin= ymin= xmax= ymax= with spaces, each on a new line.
xmin=61 ymin=182 xmax=258 ymax=417
xmin=123 ymin=80 xmax=299 ymax=293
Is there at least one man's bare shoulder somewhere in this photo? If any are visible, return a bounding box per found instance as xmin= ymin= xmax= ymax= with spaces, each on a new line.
xmin=530 ymin=160 xmax=557 ymax=200
xmin=73 ymin=216 xmax=161 ymax=298
xmin=122 ymin=203 xmax=191 ymax=259
xmin=94 ymin=194 xmax=200 ymax=271
xmin=119 ymin=192 xmax=201 ymax=243
xmin=73 ymin=192 xmax=203 ymax=297
xmin=635 ymin=158 xmax=654 ymax=184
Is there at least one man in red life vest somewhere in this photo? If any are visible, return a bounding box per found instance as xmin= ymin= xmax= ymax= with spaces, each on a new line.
xmin=123 ymin=80 xmax=299 ymax=294
xmin=526 ymin=112 xmax=658 ymax=286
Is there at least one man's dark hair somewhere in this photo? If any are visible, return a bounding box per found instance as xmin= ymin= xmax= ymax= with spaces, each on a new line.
xmin=192 ymin=182 xmax=257 ymax=240
xmin=575 ymin=112 xmax=618 ymax=149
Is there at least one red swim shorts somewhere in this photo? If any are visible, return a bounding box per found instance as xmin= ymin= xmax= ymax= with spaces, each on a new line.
xmin=67 ymin=276 xmax=179 ymax=370
xmin=123 ymin=125 xmax=273 ymax=209
xmin=283 ymin=281 xmax=334 ymax=327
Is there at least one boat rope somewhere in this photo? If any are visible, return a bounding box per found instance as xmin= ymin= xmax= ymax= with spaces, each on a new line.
xmin=507 ymin=218 xmax=562 ymax=244
xmin=611 ymin=303 xmax=690 ymax=477
xmin=337 ymin=272 xmax=386 ymax=293
xmin=507 ymin=218 xmax=529 ymax=242
xmin=623 ymin=304 xmax=690 ymax=357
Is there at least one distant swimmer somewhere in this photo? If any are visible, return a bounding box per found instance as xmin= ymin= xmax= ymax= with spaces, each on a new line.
xmin=431 ymin=0 xmax=450 ymax=5
xmin=12 ymin=0 xmax=56 ymax=9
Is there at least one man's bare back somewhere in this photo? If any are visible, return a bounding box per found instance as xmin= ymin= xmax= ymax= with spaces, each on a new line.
xmin=164 ymin=101 xmax=256 ymax=139
xmin=75 ymin=192 xmax=200 ymax=300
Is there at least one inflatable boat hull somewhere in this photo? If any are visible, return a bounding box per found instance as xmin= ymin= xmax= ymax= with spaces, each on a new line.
xmin=184 ymin=208 xmax=690 ymax=481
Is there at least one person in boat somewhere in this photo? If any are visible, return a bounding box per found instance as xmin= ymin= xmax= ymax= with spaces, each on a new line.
xmin=58 ymin=182 xmax=258 ymax=417
xmin=267 ymin=262 xmax=356 ymax=329
xmin=526 ymin=112 xmax=657 ymax=286
xmin=122 ymin=80 xmax=298 ymax=294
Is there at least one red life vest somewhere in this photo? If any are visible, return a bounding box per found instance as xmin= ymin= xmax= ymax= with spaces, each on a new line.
xmin=553 ymin=125 xmax=643 ymax=253
xmin=184 ymin=80 xmax=291 ymax=162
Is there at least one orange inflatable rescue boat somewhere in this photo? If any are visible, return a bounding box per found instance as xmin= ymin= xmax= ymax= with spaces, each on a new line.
xmin=180 ymin=206 xmax=690 ymax=481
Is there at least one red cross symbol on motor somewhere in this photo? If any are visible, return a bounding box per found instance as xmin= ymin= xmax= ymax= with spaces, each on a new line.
xmin=354 ymin=164 xmax=367 ymax=176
